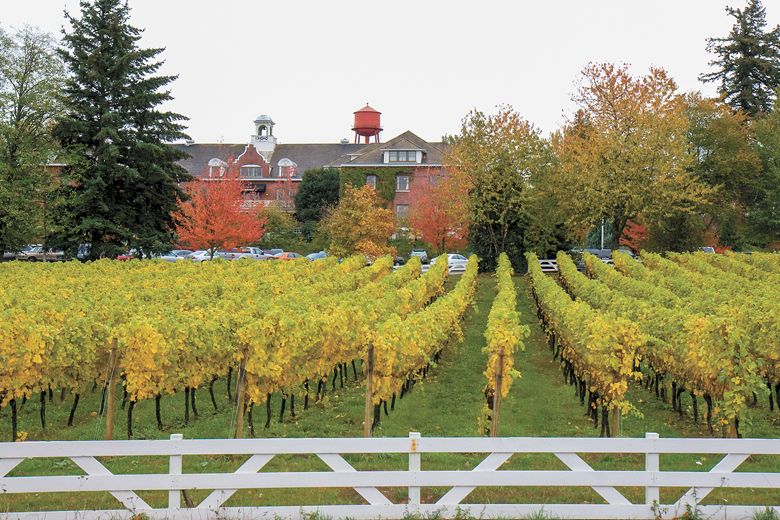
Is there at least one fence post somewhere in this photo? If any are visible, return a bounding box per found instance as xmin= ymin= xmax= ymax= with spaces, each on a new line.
xmin=491 ymin=348 xmax=505 ymax=437
xmin=169 ymin=433 xmax=183 ymax=511
xmin=364 ymin=344 xmax=374 ymax=437
xmin=645 ymin=432 xmax=659 ymax=507
xmin=409 ymin=432 xmax=421 ymax=506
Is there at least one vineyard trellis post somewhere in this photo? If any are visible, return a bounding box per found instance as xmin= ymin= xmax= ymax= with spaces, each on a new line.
xmin=490 ymin=347 xmax=505 ymax=437
xmin=234 ymin=360 xmax=247 ymax=439
xmin=104 ymin=339 xmax=118 ymax=440
xmin=364 ymin=343 xmax=374 ymax=437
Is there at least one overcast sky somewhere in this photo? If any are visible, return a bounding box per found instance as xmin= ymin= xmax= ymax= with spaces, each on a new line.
xmin=3 ymin=1 xmax=779 ymax=145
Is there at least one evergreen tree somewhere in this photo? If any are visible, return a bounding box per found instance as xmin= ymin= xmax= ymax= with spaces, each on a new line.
xmin=700 ymin=0 xmax=780 ymax=116
xmin=53 ymin=0 xmax=191 ymax=259
xmin=294 ymin=167 xmax=340 ymax=223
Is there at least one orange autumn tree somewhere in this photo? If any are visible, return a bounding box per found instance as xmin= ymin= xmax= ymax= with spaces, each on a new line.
xmin=177 ymin=170 xmax=265 ymax=258
xmin=408 ymin=171 xmax=469 ymax=254
xmin=619 ymin=219 xmax=649 ymax=253
xmin=323 ymin=184 xmax=395 ymax=260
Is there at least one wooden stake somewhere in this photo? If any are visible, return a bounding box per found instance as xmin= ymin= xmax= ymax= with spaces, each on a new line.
xmin=364 ymin=344 xmax=374 ymax=437
xmin=491 ymin=348 xmax=505 ymax=438
xmin=234 ymin=361 xmax=247 ymax=439
xmin=104 ymin=340 xmax=118 ymax=440
xmin=609 ymin=407 xmax=620 ymax=438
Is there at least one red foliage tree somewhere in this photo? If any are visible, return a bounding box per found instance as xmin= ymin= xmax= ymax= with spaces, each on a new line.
xmin=619 ymin=219 xmax=649 ymax=253
xmin=408 ymin=171 xmax=469 ymax=254
xmin=176 ymin=170 xmax=265 ymax=258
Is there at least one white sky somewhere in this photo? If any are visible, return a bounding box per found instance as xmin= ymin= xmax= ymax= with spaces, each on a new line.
xmin=3 ymin=1 xmax=779 ymax=144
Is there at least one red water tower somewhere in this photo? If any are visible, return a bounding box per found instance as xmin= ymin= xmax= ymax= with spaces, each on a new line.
xmin=352 ymin=104 xmax=382 ymax=144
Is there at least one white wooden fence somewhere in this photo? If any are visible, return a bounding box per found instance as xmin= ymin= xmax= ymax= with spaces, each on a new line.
xmin=1 ymin=432 xmax=778 ymax=519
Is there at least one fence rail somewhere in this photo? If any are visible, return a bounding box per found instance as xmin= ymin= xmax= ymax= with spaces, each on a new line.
xmin=1 ymin=432 xmax=778 ymax=519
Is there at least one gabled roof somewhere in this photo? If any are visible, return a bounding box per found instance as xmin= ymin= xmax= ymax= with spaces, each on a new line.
xmin=327 ymin=130 xmax=447 ymax=167
xmin=172 ymin=131 xmax=448 ymax=178
xmin=173 ymin=143 xmax=247 ymax=177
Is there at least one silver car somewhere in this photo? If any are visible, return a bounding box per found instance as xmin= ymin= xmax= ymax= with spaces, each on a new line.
xmin=158 ymin=250 xmax=193 ymax=262
xmin=17 ymin=246 xmax=64 ymax=262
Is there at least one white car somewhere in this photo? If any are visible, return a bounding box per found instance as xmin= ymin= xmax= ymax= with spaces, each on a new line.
xmin=224 ymin=247 xmax=271 ymax=261
xmin=190 ymin=250 xmax=227 ymax=262
xmin=431 ymin=253 xmax=469 ymax=272
xmin=158 ymin=250 xmax=193 ymax=262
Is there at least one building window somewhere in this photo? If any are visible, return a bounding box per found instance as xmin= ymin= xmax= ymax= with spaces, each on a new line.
xmin=241 ymin=165 xmax=262 ymax=178
xmin=366 ymin=174 xmax=377 ymax=189
xmin=387 ymin=150 xmax=418 ymax=163
xmin=396 ymin=204 xmax=409 ymax=219
xmin=396 ymin=175 xmax=409 ymax=192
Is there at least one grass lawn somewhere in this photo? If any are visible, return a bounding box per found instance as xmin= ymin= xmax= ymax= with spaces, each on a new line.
xmin=1 ymin=273 xmax=778 ymax=514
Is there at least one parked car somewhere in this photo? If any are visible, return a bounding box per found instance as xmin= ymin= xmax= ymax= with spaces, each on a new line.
xmin=306 ymin=251 xmax=328 ymax=261
xmin=263 ymin=248 xmax=284 ymax=256
xmin=1 ymin=244 xmax=34 ymax=261
xmin=410 ymin=249 xmax=429 ymax=264
xmin=224 ymin=247 xmax=272 ymax=261
xmin=17 ymin=246 xmax=65 ymax=262
xmin=158 ymin=250 xmax=193 ymax=262
xmin=190 ymin=250 xmax=227 ymax=262
xmin=273 ymin=252 xmax=303 ymax=261
xmin=431 ymin=253 xmax=468 ymax=270
xmin=699 ymin=246 xmax=716 ymax=254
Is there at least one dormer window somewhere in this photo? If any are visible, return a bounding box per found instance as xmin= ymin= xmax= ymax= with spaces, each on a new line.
xmin=241 ymin=165 xmax=263 ymax=178
xmin=387 ymin=150 xmax=418 ymax=163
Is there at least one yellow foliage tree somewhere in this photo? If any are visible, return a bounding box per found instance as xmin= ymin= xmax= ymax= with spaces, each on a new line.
xmin=551 ymin=63 xmax=713 ymax=245
xmin=323 ymin=184 xmax=395 ymax=259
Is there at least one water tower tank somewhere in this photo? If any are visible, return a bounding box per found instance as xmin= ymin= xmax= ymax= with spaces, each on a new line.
xmin=352 ymin=104 xmax=382 ymax=144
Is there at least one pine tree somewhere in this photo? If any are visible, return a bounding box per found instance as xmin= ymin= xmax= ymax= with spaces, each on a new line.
xmin=53 ymin=0 xmax=191 ymax=259
xmin=700 ymin=0 xmax=780 ymax=116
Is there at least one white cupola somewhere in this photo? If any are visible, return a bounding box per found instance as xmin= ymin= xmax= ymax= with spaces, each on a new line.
xmin=250 ymin=114 xmax=277 ymax=160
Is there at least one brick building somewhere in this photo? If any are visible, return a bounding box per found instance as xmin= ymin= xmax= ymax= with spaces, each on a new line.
xmin=174 ymin=107 xmax=448 ymax=219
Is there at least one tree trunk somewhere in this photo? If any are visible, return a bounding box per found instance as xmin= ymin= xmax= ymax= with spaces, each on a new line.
xmin=209 ymin=378 xmax=218 ymax=411
xmin=184 ymin=387 xmax=190 ymax=425
xmin=10 ymin=398 xmax=17 ymax=442
xmin=155 ymin=394 xmax=163 ymax=430
xmin=40 ymin=391 xmax=46 ymax=430
xmin=247 ymin=403 xmax=255 ymax=438
xmin=265 ymin=393 xmax=272 ymax=429
xmin=67 ymin=393 xmax=80 ymax=427
xmin=190 ymin=387 xmax=199 ymax=418
xmin=126 ymin=400 xmax=135 ymax=439
xmin=226 ymin=366 xmax=233 ymax=402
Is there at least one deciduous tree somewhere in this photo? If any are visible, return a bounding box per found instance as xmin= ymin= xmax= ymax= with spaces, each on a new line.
xmin=322 ymin=184 xmax=395 ymax=259
xmin=408 ymin=171 xmax=468 ymax=255
xmin=551 ymin=64 xmax=712 ymax=248
xmin=0 ymin=25 xmax=63 ymax=256
xmin=751 ymin=102 xmax=780 ymax=246
xmin=53 ymin=0 xmax=191 ymax=259
xmin=685 ymin=94 xmax=763 ymax=247
xmin=176 ymin=172 xmax=264 ymax=258
xmin=447 ymin=106 xmax=556 ymax=270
